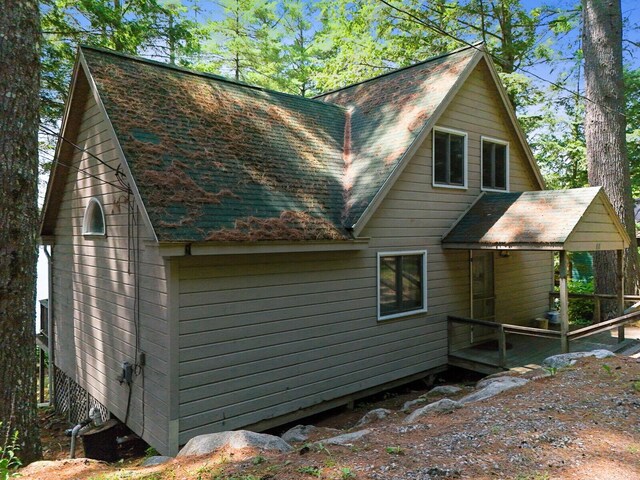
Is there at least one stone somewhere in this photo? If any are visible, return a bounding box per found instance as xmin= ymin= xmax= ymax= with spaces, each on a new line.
xmin=355 ymin=408 xmax=392 ymax=427
xmin=177 ymin=430 xmax=292 ymax=457
xmin=316 ymin=429 xmax=371 ymax=446
xmin=424 ymin=385 xmax=462 ymax=397
xmin=401 ymin=398 xmax=426 ymax=412
xmin=404 ymin=398 xmax=462 ymax=423
xmin=141 ymin=456 xmax=173 ymax=467
xmin=460 ymin=377 xmax=529 ymax=404
xmin=542 ymin=350 xmax=615 ymax=369
xmin=281 ymin=425 xmax=316 ymax=443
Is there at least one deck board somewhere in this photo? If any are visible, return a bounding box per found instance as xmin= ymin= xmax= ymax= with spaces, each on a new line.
xmin=449 ymin=330 xmax=637 ymax=373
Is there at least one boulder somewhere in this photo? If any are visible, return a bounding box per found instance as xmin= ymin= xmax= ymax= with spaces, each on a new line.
xmin=542 ymin=350 xmax=615 ymax=369
xmin=401 ymin=398 xmax=427 ymax=412
xmin=404 ymin=398 xmax=462 ymax=424
xmin=355 ymin=408 xmax=392 ymax=427
xmin=316 ymin=429 xmax=371 ymax=446
xmin=460 ymin=377 xmax=528 ymax=404
xmin=425 ymin=385 xmax=462 ymax=397
xmin=177 ymin=430 xmax=292 ymax=457
xmin=281 ymin=425 xmax=316 ymax=443
xmin=141 ymin=456 xmax=173 ymax=467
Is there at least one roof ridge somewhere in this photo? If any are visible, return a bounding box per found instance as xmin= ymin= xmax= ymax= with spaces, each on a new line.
xmin=314 ymin=43 xmax=480 ymax=99
xmin=79 ymin=45 xmax=347 ymax=110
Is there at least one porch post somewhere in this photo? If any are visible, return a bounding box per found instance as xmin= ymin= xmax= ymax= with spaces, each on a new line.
xmin=559 ymin=250 xmax=570 ymax=353
xmin=617 ymin=249 xmax=625 ymax=342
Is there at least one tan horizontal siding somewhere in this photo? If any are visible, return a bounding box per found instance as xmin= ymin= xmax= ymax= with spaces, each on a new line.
xmin=51 ymin=90 xmax=170 ymax=453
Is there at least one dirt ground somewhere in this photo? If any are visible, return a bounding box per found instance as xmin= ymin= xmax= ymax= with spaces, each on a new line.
xmin=21 ymin=355 xmax=640 ymax=480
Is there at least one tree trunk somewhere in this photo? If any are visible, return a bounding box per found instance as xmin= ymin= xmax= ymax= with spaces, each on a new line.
xmin=583 ymin=0 xmax=639 ymax=317
xmin=0 ymin=0 xmax=42 ymax=464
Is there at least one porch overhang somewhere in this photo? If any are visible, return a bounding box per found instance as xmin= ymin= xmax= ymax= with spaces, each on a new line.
xmin=442 ymin=187 xmax=630 ymax=252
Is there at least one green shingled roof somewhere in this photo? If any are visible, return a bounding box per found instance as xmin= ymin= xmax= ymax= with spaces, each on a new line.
xmin=442 ymin=187 xmax=610 ymax=248
xmin=81 ymin=45 xmax=477 ymax=242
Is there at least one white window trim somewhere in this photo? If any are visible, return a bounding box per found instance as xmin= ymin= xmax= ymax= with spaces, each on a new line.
xmin=432 ymin=126 xmax=468 ymax=190
xmin=82 ymin=197 xmax=106 ymax=237
xmin=377 ymin=250 xmax=428 ymax=321
xmin=480 ymin=136 xmax=510 ymax=192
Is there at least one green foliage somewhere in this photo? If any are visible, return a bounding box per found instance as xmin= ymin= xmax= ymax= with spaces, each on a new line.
xmin=297 ymin=465 xmax=321 ymax=476
xmin=385 ymin=445 xmax=404 ymax=455
xmin=632 ymin=380 xmax=640 ymax=392
xmin=340 ymin=467 xmax=356 ymax=479
xmin=143 ymin=446 xmax=159 ymax=459
xmin=0 ymin=424 xmax=21 ymax=480
xmin=251 ymin=455 xmax=266 ymax=465
xmin=567 ymin=279 xmax=595 ymax=325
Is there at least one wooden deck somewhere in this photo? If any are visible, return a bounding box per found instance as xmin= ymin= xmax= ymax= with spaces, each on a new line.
xmin=449 ymin=328 xmax=639 ymax=374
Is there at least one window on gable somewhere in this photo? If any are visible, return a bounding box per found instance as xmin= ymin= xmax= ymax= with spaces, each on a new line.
xmin=82 ymin=197 xmax=106 ymax=236
xmin=482 ymin=138 xmax=509 ymax=191
xmin=433 ymin=128 xmax=467 ymax=188
xmin=378 ymin=251 xmax=427 ymax=320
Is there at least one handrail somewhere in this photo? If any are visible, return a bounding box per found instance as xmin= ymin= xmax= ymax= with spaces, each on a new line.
xmin=567 ymin=310 xmax=640 ymax=340
xmin=448 ymin=315 xmax=502 ymax=329
xmin=549 ymin=291 xmax=640 ymax=301
xmin=503 ymin=324 xmax=561 ymax=339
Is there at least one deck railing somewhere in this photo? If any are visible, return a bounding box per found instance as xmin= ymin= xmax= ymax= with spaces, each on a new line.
xmin=548 ymin=291 xmax=640 ymax=324
xmin=448 ymin=310 xmax=640 ymax=370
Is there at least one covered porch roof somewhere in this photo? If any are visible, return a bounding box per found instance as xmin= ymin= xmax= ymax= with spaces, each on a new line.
xmin=442 ymin=187 xmax=630 ymax=252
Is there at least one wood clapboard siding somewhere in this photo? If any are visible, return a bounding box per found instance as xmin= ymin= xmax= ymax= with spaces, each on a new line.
xmin=175 ymin=62 xmax=551 ymax=443
xmin=565 ymin=200 xmax=627 ymax=251
xmin=51 ymin=90 xmax=171 ymax=453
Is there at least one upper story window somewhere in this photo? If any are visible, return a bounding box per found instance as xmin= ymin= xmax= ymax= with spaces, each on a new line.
xmin=482 ymin=137 xmax=509 ymax=191
xmin=82 ymin=197 xmax=106 ymax=236
xmin=378 ymin=250 xmax=427 ymax=321
xmin=433 ymin=127 xmax=467 ymax=189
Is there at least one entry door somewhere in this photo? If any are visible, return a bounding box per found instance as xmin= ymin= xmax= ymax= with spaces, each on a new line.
xmin=472 ymin=251 xmax=495 ymax=321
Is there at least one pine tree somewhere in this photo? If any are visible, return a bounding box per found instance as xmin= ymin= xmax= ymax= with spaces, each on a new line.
xmin=0 ymin=0 xmax=42 ymax=464
xmin=583 ymin=0 xmax=639 ymax=312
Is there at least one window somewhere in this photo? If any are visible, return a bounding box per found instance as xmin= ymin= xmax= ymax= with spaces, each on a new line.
xmin=481 ymin=137 xmax=509 ymax=191
xmin=378 ymin=251 xmax=427 ymax=320
xmin=82 ymin=197 xmax=106 ymax=236
xmin=433 ymin=127 xmax=467 ymax=188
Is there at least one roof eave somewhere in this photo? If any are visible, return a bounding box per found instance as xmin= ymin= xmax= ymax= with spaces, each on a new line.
xmin=39 ymin=52 xmax=85 ymax=238
xmin=79 ymin=48 xmax=159 ymax=243
xmin=480 ymin=55 xmax=546 ymax=190
xmin=156 ymin=238 xmax=371 ymax=257
xmin=350 ymin=48 xmax=485 ymax=237
xmin=442 ymin=242 xmax=564 ymax=251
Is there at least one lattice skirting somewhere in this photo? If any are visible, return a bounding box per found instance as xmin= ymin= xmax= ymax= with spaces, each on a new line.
xmin=53 ymin=366 xmax=110 ymax=424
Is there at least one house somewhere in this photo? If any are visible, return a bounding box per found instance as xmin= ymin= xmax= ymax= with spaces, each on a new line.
xmin=39 ymin=44 xmax=630 ymax=456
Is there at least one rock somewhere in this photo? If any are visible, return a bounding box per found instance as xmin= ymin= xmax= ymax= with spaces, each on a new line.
xmin=460 ymin=377 xmax=529 ymax=404
xmin=401 ymin=398 xmax=426 ymax=412
xmin=404 ymin=398 xmax=462 ymax=423
xmin=542 ymin=350 xmax=615 ymax=369
xmin=177 ymin=430 xmax=292 ymax=457
xmin=355 ymin=408 xmax=392 ymax=427
xmin=281 ymin=425 xmax=316 ymax=443
xmin=425 ymin=385 xmax=462 ymax=397
xmin=316 ymin=429 xmax=371 ymax=446
xmin=141 ymin=456 xmax=173 ymax=467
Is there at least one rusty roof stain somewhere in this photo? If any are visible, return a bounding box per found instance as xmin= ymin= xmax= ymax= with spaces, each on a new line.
xmin=442 ymin=187 xmax=608 ymax=247
xmin=81 ymin=45 xmax=477 ymax=242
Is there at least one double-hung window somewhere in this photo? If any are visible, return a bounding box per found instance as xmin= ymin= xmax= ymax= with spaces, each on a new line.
xmin=433 ymin=127 xmax=467 ymax=188
xmin=481 ymin=137 xmax=509 ymax=191
xmin=378 ymin=251 xmax=427 ymax=320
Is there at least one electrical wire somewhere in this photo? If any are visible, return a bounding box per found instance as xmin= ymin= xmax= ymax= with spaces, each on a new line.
xmin=40 ymin=124 xmax=122 ymax=174
xmin=38 ymin=147 xmax=130 ymax=193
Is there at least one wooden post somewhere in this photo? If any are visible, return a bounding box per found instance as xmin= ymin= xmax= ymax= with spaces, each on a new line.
xmin=38 ymin=348 xmax=45 ymax=404
xmin=594 ymin=296 xmax=601 ymax=323
xmin=498 ymin=324 xmax=507 ymax=368
xmin=559 ymin=250 xmax=570 ymax=353
xmin=617 ymin=249 xmax=625 ymax=342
